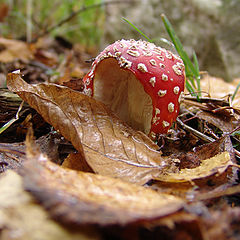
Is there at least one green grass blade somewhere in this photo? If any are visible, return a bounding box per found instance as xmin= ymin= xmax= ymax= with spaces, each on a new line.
xmin=186 ymin=75 xmax=197 ymax=89
xmin=122 ymin=17 xmax=153 ymax=43
xmin=0 ymin=118 xmax=18 ymax=135
xmin=161 ymin=14 xmax=201 ymax=100
xmin=193 ymin=51 xmax=201 ymax=96
xmin=0 ymin=101 xmax=24 ymax=135
xmin=232 ymin=130 xmax=240 ymax=137
xmin=193 ymin=51 xmax=200 ymax=73
xmin=186 ymin=81 xmax=196 ymax=97
xmin=231 ymin=82 xmax=240 ymax=101
xmin=161 ymin=14 xmax=199 ymax=78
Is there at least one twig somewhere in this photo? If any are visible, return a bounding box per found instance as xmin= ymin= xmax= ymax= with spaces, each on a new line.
xmin=0 ymin=144 xmax=25 ymax=157
xmin=32 ymin=0 xmax=136 ymax=42
xmin=176 ymin=117 xmax=215 ymax=143
xmin=194 ymin=183 xmax=240 ymax=202
xmin=177 ymin=118 xmax=240 ymax=158
xmin=26 ymin=0 xmax=33 ymax=42
xmin=212 ymin=106 xmax=236 ymax=113
xmin=184 ymin=96 xmax=230 ymax=107
xmin=235 ymin=149 xmax=240 ymax=158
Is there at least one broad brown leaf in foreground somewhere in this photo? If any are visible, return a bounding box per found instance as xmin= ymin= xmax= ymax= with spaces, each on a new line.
xmin=0 ymin=171 xmax=100 ymax=240
xmin=21 ymin=137 xmax=184 ymax=226
xmin=7 ymin=73 xmax=172 ymax=185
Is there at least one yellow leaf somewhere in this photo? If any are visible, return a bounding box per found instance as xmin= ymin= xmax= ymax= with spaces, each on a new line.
xmin=156 ymin=152 xmax=233 ymax=183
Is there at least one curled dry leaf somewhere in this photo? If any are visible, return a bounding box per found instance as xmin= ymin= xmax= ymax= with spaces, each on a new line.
xmin=156 ymin=151 xmax=233 ymax=183
xmin=7 ymin=73 xmax=172 ymax=185
xmin=21 ymin=157 xmax=184 ymax=226
xmin=154 ymin=136 xmax=237 ymax=193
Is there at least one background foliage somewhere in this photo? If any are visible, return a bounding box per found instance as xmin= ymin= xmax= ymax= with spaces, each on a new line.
xmin=0 ymin=0 xmax=105 ymax=48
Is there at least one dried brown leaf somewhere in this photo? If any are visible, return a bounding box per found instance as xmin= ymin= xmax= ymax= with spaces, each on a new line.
xmin=0 ymin=38 xmax=33 ymax=63
xmin=195 ymin=182 xmax=240 ymax=202
xmin=0 ymin=170 xmax=100 ymax=240
xmin=196 ymin=111 xmax=238 ymax=134
xmin=156 ymin=151 xmax=233 ymax=183
xmin=150 ymin=136 xmax=237 ymax=199
xmin=21 ymin=136 xmax=184 ymax=226
xmin=7 ymin=73 xmax=171 ymax=185
xmin=0 ymin=142 xmax=25 ymax=173
xmin=62 ymin=152 xmax=94 ymax=172
xmin=205 ymin=206 xmax=240 ymax=240
xmin=201 ymin=75 xmax=240 ymax=109
xmin=184 ymin=203 xmax=240 ymax=240
xmin=187 ymin=135 xmax=235 ymax=163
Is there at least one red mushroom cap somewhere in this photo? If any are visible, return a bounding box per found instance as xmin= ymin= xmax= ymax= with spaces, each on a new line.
xmin=83 ymin=39 xmax=185 ymax=139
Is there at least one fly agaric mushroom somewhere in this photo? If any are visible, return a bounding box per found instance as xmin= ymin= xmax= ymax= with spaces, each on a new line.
xmin=83 ymin=39 xmax=185 ymax=139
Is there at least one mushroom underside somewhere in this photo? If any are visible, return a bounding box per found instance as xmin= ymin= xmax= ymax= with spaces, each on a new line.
xmin=93 ymin=58 xmax=153 ymax=135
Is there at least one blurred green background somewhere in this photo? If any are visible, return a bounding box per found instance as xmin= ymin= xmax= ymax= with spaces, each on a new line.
xmin=0 ymin=0 xmax=105 ymax=48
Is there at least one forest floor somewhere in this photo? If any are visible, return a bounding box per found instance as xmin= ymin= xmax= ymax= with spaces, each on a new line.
xmin=0 ymin=36 xmax=240 ymax=240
